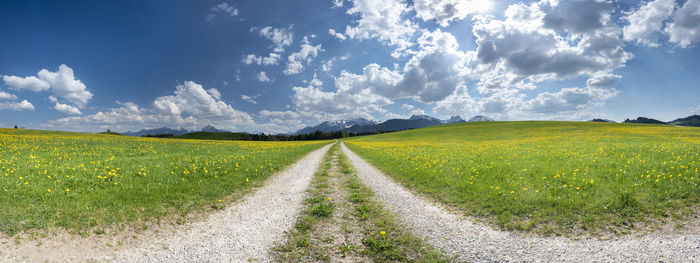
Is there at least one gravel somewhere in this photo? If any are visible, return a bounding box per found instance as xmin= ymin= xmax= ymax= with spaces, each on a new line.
xmin=341 ymin=142 xmax=700 ymax=263
xmin=110 ymin=143 xmax=333 ymax=263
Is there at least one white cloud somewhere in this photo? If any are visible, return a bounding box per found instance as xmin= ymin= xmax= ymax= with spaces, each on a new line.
xmin=623 ymin=0 xmax=676 ymax=47
xmin=0 ymin=90 xmax=18 ymax=100
xmin=0 ymin=100 xmax=34 ymax=111
xmin=39 ymin=64 xmax=93 ymax=107
xmin=410 ymin=109 xmax=426 ymax=116
xmin=586 ymin=73 xmax=622 ymax=88
xmin=49 ymin=81 xmax=255 ymax=132
xmin=241 ymin=94 xmax=258 ymax=104
xmin=260 ymin=109 xmax=300 ymax=119
xmin=413 ymin=0 xmax=489 ymax=27
xmin=242 ymin=53 xmax=280 ymax=66
xmin=2 ymin=64 xmax=93 ymax=108
xmin=342 ymin=0 xmax=417 ymax=54
xmin=321 ymin=55 xmax=349 ymax=72
xmin=53 ymin=101 xmax=82 ymax=115
xmin=690 ymin=104 xmax=700 ymax=114
xmin=332 ymin=0 xmax=344 ymax=8
xmin=49 ymin=96 xmax=81 ymax=115
xmin=2 ymin=75 xmax=50 ymax=92
xmin=666 ymin=0 xmax=700 ymax=48
xmin=470 ymin=1 xmax=632 ymax=93
xmin=309 ymin=73 xmax=323 ymax=86
xmin=256 ymin=26 xmax=294 ymax=53
xmin=328 ymin=28 xmax=347 ymax=40
xmin=206 ymin=2 xmax=239 ymax=22
xmin=283 ymin=37 xmax=323 ymax=75
xmin=398 ymin=29 xmax=469 ymax=102
xmin=540 ymin=0 xmax=615 ymax=34
xmin=526 ymin=87 xmax=618 ymax=114
xmin=257 ymin=71 xmax=271 ymax=82
xmin=401 ymin=104 xmax=415 ymax=110
xmin=433 ymin=85 xmax=476 ymax=117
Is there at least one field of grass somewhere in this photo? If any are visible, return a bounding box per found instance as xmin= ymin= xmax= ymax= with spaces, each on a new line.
xmin=0 ymin=128 xmax=327 ymax=236
xmin=344 ymin=121 xmax=700 ymax=235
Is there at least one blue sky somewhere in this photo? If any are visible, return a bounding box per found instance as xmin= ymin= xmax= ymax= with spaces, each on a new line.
xmin=0 ymin=0 xmax=699 ymax=133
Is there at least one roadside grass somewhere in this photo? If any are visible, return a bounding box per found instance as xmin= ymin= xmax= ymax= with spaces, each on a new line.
xmin=276 ymin=144 xmax=449 ymax=262
xmin=0 ymin=128 xmax=327 ymax=237
xmin=275 ymin=143 xmax=337 ymax=262
xmin=337 ymin=148 xmax=450 ymax=262
xmin=344 ymin=121 xmax=700 ymax=236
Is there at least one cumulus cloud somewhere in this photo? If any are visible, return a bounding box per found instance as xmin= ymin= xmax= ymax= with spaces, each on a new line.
xmin=666 ymin=0 xmax=700 ymax=48
xmin=0 ymin=89 xmax=33 ymax=112
xmin=257 ymin=71 xmax=271 ymax=82
xmin=540 ymin=0 xmax=614 ymax=34
xmin=50 ymin=96 xmax=81 ymax=115
xmin=342 ymin=0 xmax=417 ymax=55
xmin=622 ymin=0 xmax=700 ymax=48
xmin=2 ymin=64 xmax=93 ymax=108
xmin=283 ymin=37 xmax=323 ymax=75
xmin=309 ymin=73 xmax=323 ymax=87
xmin=36 ymin=65 xmax=93 ymax=107
xmin=586 ymin=73 xmax=622 ymax=88
xmin=48 ymin=81 xmax=255 ymax=132
xmin=2 ymin=75 xmax=50 ymax=92
xmin=526 ymin=87 xmax=618 ymax=114
xmin=206 ymin=2 xmax=239 ymax=22
xmin=623 ymin=0 xmax=676 ymax=47
xmin=470 ymin=1 xmax=631 ymax=93
xmin=413 ymin=0 xmax=489 ymax=27
xmin=398 ymin=29 xmax=469 ymax=102
xmin=255 ymin=26 xmax=294 ymax=53
xmin=328 ymin=28 xmax=347 ymax=40
xmin=242 ymin=53 xmax=280 ymax=66
xmin=0 ymin=90 xmax=18 ymax=100
xmin=0 ymin=100 xmax=34 ymax=111
xmin=433 ymin=85 xmax=476 ymax=117
xmin=241 ymin=94 xmax=258 ymax=104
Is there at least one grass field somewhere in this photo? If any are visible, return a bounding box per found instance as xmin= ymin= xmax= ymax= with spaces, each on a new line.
xmin=344 ymin=121 xmax=700 ymax=235
xmin=0 ymin=128 xmax=327 ymax=236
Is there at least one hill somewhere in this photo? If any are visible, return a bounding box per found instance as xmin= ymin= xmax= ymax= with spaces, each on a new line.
xmin=622 ymin=117 xmax=666 ymax=125
xmin=123 ymin=127 xmax=189 ymax=137
xmin=343 ymin=121 xmax=700 ymax=235
xmin=97 ymin=131 xmax=123 ymax=135
xmin=669 ymin=115 xmax=700 ymax=127
xmin=173 ymin=131 xmax=249 ymax=140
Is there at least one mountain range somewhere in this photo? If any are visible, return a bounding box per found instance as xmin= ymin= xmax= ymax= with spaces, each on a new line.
xmin=293 ymin=115 xmax=493 ymax=135
xmin=123 ymin=124 xmax=228 ymax=137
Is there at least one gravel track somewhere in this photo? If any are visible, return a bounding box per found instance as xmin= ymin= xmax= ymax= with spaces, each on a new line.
xmin=110 ymin=143 xmax=332 ymax=262
xmin=341 ymin=142 xmax=700 ymax=263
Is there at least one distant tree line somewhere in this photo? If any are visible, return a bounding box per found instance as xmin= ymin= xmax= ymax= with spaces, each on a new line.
xmin=140 ymin=130 xmax=393 ymax=141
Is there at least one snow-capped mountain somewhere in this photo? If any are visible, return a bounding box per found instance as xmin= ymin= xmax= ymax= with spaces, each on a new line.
xmin=445 ymin=116 xmax=466 ymax=124
xmin=201 ymin=124 xmax=230 ymax=133
xmin=468 ymin=115 xmax=495 ymax=122
xmin=294 ymin=118 xmax=378 ymax=135
xmin=408 ymin=114 xmax=441 ymax=122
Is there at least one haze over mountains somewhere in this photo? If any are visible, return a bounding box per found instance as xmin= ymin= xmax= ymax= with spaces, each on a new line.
xmin=293 ymin=115 xmax=493 ymax=135
xmin=120 ymin=115 xmax=699 ymax=137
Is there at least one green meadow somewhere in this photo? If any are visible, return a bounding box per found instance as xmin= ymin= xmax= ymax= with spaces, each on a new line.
xmin=0 ymin=128 xmax=327 ymax=236
xmin=344 ymin=121 xmax=700 ymax=235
